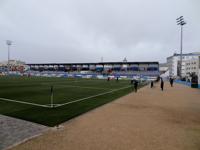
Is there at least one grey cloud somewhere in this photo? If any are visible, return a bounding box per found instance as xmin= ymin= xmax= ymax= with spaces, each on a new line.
xmin=0 ymin=0 xmax=199 ymax=63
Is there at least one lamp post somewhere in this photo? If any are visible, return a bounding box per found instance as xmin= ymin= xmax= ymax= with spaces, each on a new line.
xmin=6 ymin=40 xmax=12 ymax=75
xmin=176 ymin=16 xmax=186 ymax=78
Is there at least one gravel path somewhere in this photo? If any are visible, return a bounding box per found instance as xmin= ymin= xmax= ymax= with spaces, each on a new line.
xmin=0 ymin=115 xmax=47 ymax=150
xmin=9 ymin=83 xmax=200 ymax=150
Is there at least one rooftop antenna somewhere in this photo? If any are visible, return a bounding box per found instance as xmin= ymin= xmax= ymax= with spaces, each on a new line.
xmin=123 ymin=57 xmax=127 ymax=62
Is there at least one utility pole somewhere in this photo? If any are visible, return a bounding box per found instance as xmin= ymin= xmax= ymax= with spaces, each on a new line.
xmin=176 ymin=16 xmax=186 ymax=78
xmin=6 ymin=40 xmax=12 ymax=75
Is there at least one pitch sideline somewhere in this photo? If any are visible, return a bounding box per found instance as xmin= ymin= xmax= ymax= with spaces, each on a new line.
xmin=0 ymin=85 xmax=131 ymax=108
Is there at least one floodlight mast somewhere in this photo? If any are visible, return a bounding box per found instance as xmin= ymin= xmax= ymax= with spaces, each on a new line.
xmin=6 ymin=40 xmax=12 ymax=75
xmin=176 ymin=16 xmax=186 ymax=78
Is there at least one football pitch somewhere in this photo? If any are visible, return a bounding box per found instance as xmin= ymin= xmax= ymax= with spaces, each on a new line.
xmin=0 ymin=76 xmax=144 ymax=126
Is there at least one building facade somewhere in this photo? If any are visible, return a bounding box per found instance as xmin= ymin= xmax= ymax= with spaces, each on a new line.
xmin=185 ymin=57 xmax=199 ymax=77
xmin=0 ymin=60 xmax=26 ymax=72
xmin=159 ymin=63 xmax=168 ymax=74
xmin=167 ymin=52 xmax=200 ymax=78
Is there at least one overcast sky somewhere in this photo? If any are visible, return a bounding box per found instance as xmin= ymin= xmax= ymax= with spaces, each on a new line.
xmin=0 ymin=0 xmax=199 ymax=63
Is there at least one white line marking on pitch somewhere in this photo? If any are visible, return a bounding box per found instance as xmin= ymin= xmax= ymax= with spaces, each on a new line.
xmin=48 ymin=84 xmax=110 ymax=90
xmin=0 ymin=97 xmax=51 ymax=108
xmin=0 ymin=85 xmax=131 ymax=108
xmin=54 ymin=85 xmax=131 ymax=108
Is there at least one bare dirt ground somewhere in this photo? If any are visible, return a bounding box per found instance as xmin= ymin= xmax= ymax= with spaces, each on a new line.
xmin=10 ymin=82 xmax=200 ymax=150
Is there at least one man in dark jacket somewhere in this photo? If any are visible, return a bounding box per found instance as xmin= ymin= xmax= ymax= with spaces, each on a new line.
xmin=150 ymin=81 xmax=154 ymax=88
xmin=169 ymin=77 xmax=174 ymax=87
xmin=160 ymin=78 xmax=164 ymax=91
xmin=134 ymin=80 xmax=138 ymax=92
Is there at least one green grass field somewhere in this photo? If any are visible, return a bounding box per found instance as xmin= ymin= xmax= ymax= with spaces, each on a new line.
xmin=0 ymin=76 xmax=143 ymax=126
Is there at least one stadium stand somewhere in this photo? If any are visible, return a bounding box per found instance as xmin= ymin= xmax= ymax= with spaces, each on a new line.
xmin=26 ymin=62 xmax=159 ymax=80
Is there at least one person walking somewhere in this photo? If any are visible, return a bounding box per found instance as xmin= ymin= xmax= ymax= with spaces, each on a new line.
xmin=170 ymin=77 xmax=174 ymax=87
xmin=131 ymin=79 xmax=134 ymax=84
xmin=130 ymin=79 xmax=134 ymax=90
xmin=116 ymin=77 xmax=119 ymax=82
xmin=134 ymin=80 xmax=138 ymax=92
xmin=160 ymin=78 xmax=164 ymax=91
xmin=150 ymin=81 xmax=154 ymax=88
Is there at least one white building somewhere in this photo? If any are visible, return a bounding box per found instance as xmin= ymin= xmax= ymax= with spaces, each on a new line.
xmin=167 ymin=52 xmax=200 ymax=78
xmin=159 ymin=63 xmax=168 ymax=74
xmin=0 ymin=60 xmax=27 ymax=72
xmin=185 ymin=58 xmax=199 ymax=77
xmin=199 ymin=69 xmax=200 ymax=84
xmin=0 ymin=60 xmax=25 ymax=66
xmin=159 ymin=63 xmax=169 ymax=79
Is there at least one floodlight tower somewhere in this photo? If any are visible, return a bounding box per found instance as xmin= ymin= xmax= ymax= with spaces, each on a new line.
xmin=6 ymin=40 xmax=12 ymax=75
xmin=176 ymin=16 xmax=186 ymax=78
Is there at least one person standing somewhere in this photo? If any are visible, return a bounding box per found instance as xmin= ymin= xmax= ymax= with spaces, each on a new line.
xmin=160 ymin=78 xmax=164 ymax=91
xmin=130 ymin=79 xmax=134 ymax=90
xmin=131 ymin=79 xmax=134 ymax=84
xmin=134 ymin=80 xmax=138 ymax=92
xmin=116 ymin=76 xmax=119 ymax=82
xmin=150 ymin=81 xmax=154 ymax=88
xmin=170 ymin=77 xmax=174 ymax=87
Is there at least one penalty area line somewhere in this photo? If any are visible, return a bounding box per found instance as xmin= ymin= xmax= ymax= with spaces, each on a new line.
xmin=54 ymin=85 xmax=132 ymax=108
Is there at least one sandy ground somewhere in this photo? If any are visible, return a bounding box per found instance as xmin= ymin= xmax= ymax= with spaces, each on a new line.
xmin=10 ymin=82 xmax=200 ymax=150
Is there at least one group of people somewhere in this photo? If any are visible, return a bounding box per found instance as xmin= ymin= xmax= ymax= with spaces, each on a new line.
xmin=131 ymin=76 xmax=174 ymax=93
xmin=107 ymin=76 xmax=119 ymax=82
xmin=109 ymin=76 xmax=175 ymax=93
xmin=150 ymin=77 xmax=174 ymax=91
